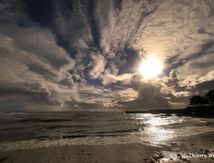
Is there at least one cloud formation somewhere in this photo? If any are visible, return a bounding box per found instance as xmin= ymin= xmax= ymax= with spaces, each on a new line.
xmin=0 ymin=0 xmax=214 ymax=111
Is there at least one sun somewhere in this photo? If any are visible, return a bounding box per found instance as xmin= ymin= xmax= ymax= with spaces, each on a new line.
xmin=139 ymin=55 xmax=164 ymax=79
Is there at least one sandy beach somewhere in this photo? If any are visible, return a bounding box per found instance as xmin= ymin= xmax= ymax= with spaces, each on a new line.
xmin=0 ymin=144 xmax=159 ymax=163
xmin=0 ymin=131 xmax=214 ymax=163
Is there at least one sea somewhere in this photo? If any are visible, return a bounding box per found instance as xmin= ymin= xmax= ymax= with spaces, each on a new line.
xmin=0 ymin=111 xmax=214 ymax=152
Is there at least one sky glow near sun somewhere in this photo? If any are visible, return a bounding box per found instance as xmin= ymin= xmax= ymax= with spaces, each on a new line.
xmin=0 ymin=0 xmax=214 ymax=110
xmin=139 ymin=55 xmax=164 ymax=80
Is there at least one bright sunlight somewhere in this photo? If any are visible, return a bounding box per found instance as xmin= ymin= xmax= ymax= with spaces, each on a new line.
xmin=139 ymin=55 xmax=164 ymax=80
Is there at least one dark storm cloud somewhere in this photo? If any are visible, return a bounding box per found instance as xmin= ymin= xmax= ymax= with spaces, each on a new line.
xmin=0 ymin=0 xmax=214 ymax=111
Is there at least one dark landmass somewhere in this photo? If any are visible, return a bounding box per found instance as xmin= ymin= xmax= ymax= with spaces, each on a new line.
xmin=125 ymin=106 xmax=214 ymax=118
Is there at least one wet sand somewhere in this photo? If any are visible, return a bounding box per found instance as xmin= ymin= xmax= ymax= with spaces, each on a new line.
xmin=0 ymin=144 xmax=161 ymax=163
xmin=159 ymin=131 xmax=214 ymax=163
xmin=0 ymin=132 xmax=214 ymax=163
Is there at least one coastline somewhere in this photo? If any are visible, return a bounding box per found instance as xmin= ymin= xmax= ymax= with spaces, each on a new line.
xmin=0 ymin=131 xmax=214 ymax=163
xmin=125 ymin=106 xmax=214 ymax=118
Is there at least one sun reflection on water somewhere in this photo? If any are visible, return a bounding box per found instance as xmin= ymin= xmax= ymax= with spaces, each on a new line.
xmin=132 ymin=114 xmax=180 ymax=144
xmin=144 ymin=126 xmax=174 ymax=143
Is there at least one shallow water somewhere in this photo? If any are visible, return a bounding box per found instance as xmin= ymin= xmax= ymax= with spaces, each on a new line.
xmin=0 ymin=111 xmax=213 ymax=152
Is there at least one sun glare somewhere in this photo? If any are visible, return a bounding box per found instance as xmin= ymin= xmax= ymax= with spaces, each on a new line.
xmin=139 ymin=55 xmax=164 ymax=80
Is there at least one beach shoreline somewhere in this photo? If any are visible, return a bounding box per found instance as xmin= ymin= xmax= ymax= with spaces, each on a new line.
xmin=0 ymin=131 xmax=214 ymax=163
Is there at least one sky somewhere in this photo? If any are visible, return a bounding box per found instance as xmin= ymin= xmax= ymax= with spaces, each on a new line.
xmin=0 ymin=0 xmax=214 ymax=111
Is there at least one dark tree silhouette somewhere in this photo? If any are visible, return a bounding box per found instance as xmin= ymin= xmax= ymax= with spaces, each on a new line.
xmin=200 ymin=97 xmax=208 ymax=105
xmin=205 ymin=90 xmax=214 ymax=106
xmin=188 ymin=91 xmax=214 ymax=117
xmin=189 ymin=95 xmax=206 ymax=106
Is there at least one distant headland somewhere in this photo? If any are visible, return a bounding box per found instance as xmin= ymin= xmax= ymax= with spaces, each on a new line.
xmin=126 ymin=90 xmax=214 ymax=118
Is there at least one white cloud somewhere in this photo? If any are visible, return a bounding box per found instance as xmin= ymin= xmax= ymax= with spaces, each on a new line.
xmin=177 ymin=53 xmax=214 ymax=88
xmin=0 ymin=27 xmax=77 ymax=106
xmin=101 ymin=73 xmax=133 ymax=85
xmin=89 ymin=53 xmax=106 ymax=79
